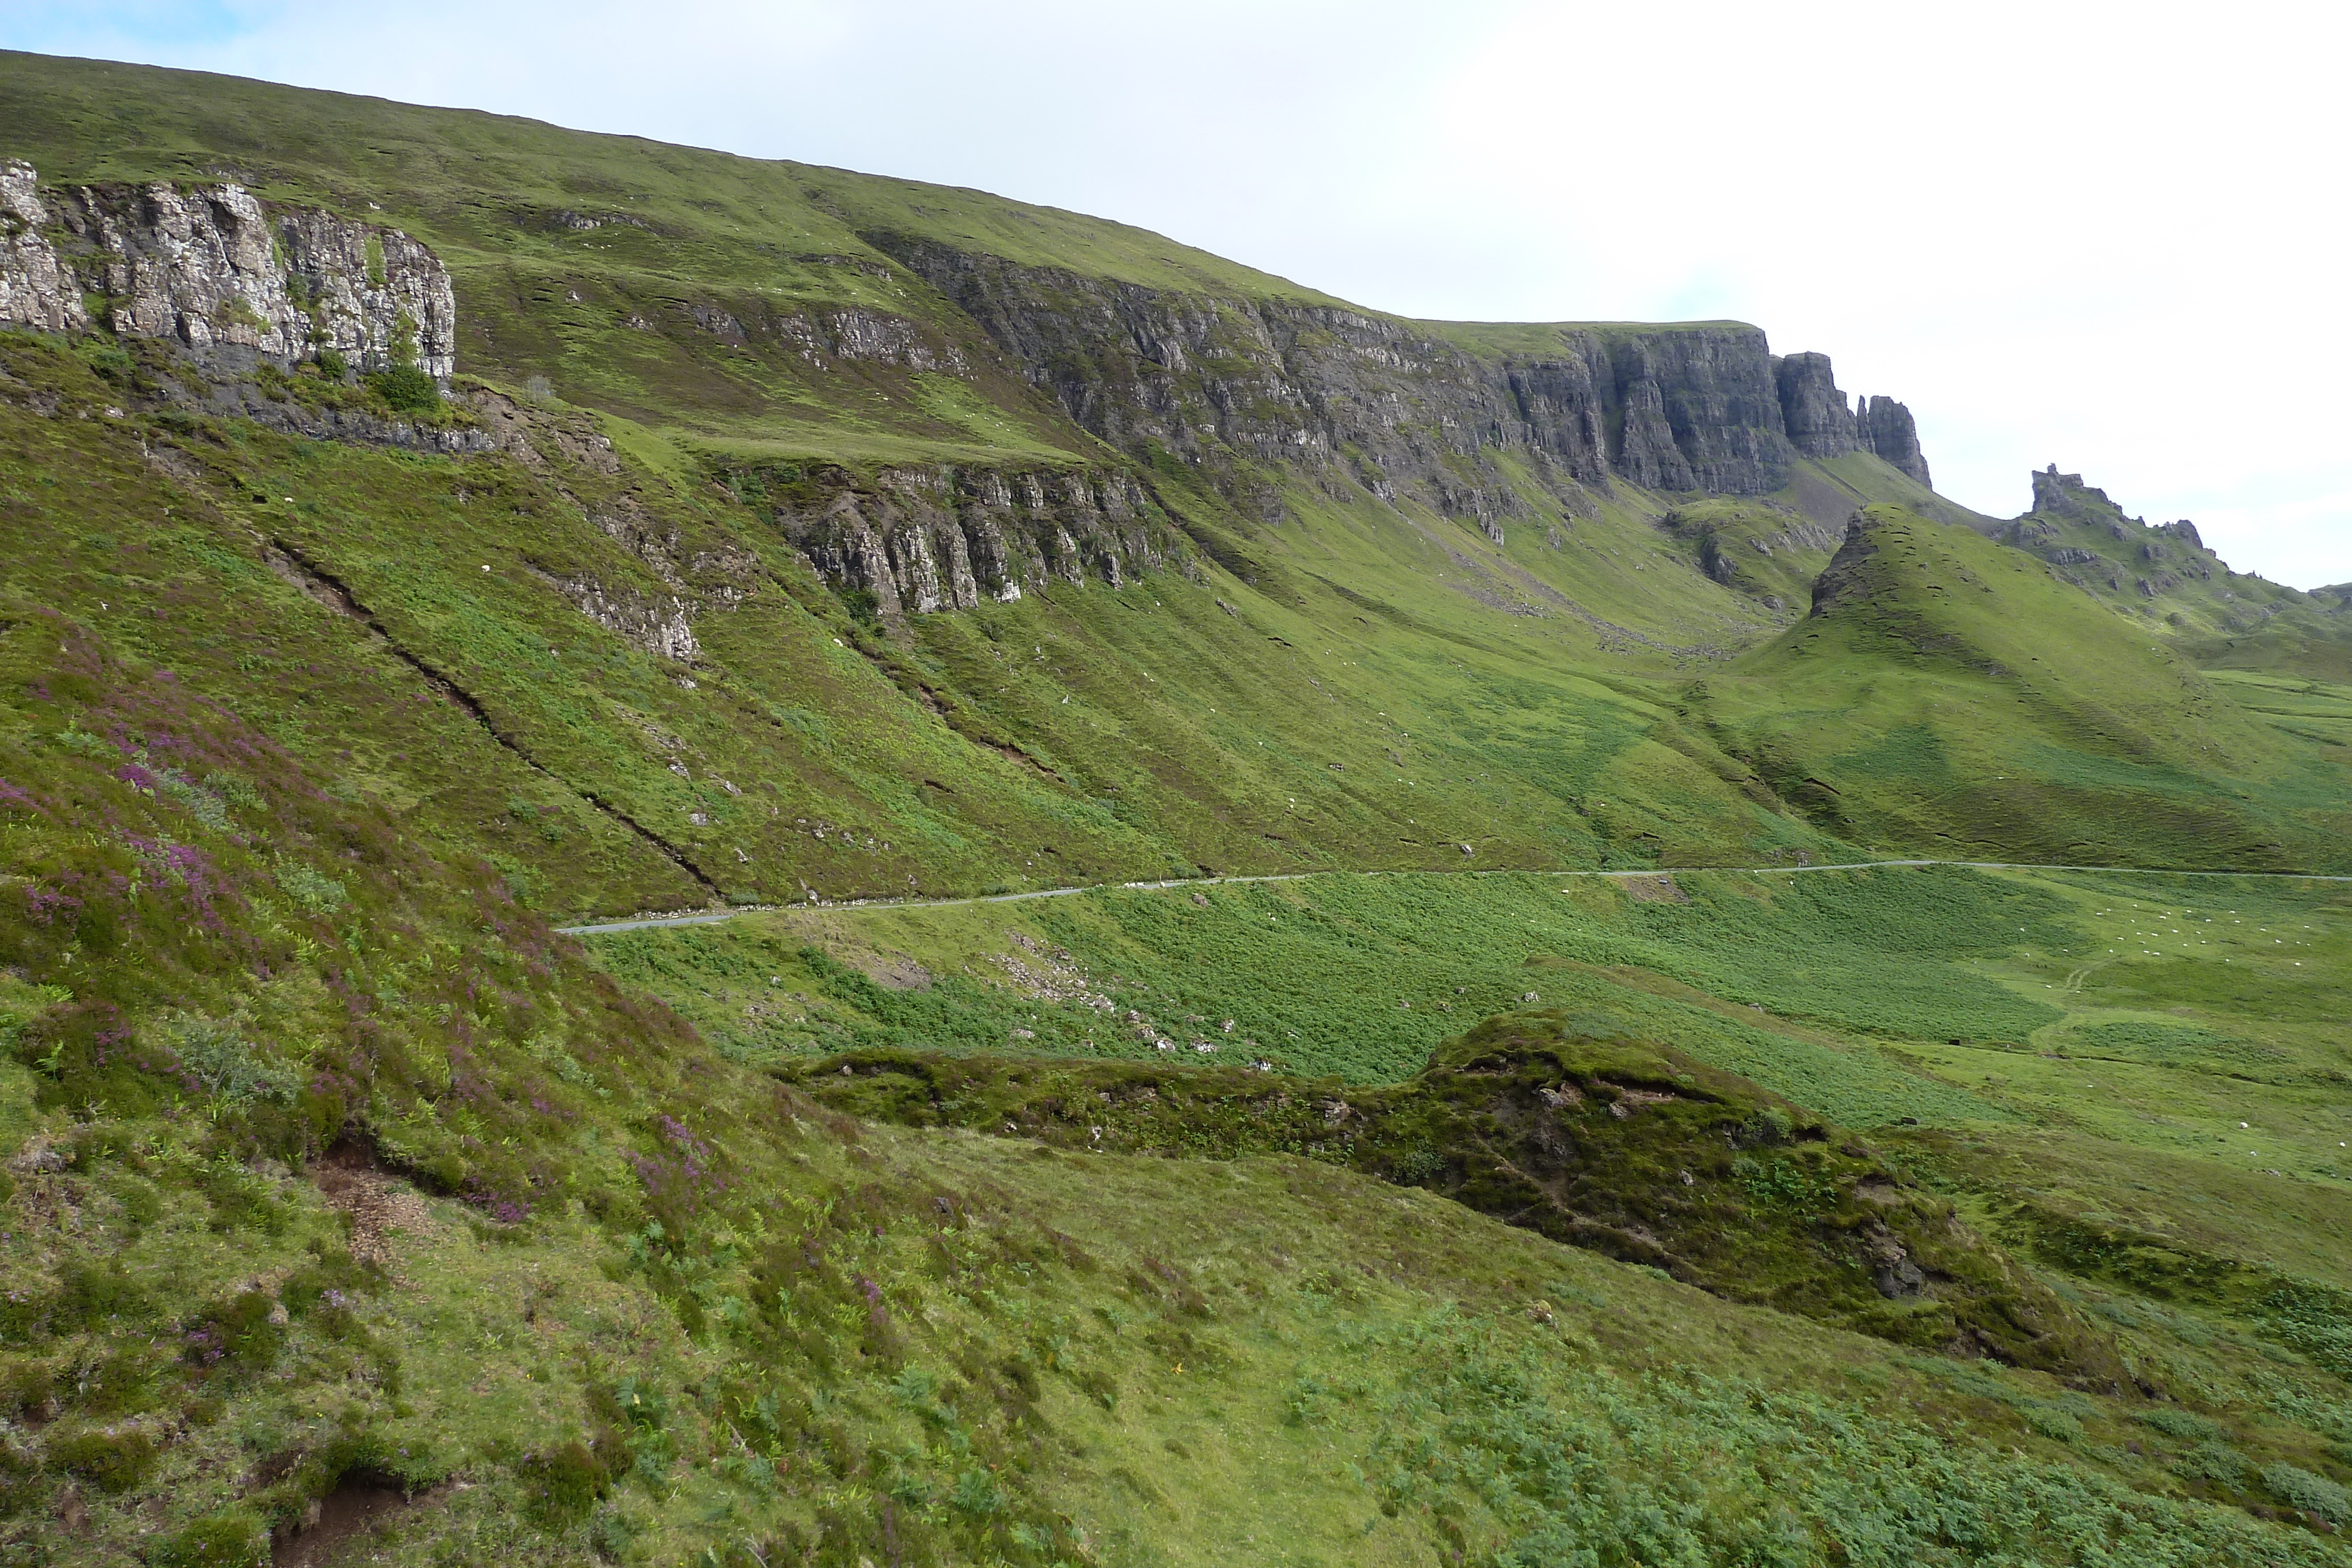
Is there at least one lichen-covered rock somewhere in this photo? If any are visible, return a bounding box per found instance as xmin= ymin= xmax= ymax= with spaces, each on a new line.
xmin=526 ymin=570 xmax=701 ymax=661
xmin=0 ymin=161 xmax=453 ymax=378
xmin=762 ymin=462 xmax=1177 ymax=613
xmin=0 ymin=162 xmax=88 ymax=332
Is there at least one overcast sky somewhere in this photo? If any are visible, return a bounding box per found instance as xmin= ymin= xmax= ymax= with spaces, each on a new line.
xmin=9 ymin=1 xmax=2348 ymax=586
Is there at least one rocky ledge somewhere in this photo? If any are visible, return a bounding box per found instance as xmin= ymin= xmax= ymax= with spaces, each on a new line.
xmin=0 ymin=160 xmax=453 ymax=380
xmin=862 ymin=233 xmax=1932 ymax=523
xmin=744 ymin=462 xmax=1190 ymax=616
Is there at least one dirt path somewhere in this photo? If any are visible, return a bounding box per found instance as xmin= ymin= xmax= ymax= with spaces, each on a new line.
xmin=556 ymin=858 xmax=2352 ymax=936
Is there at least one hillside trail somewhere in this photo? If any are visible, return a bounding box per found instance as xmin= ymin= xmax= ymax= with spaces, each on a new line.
xmin=556 ymin=858 xmax=2352 ymax=935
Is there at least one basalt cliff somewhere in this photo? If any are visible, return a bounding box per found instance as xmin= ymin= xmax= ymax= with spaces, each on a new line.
xmin=864 ymin=233 xmax=1932 ymax=525
xmin=0 ymin=159 xmax=453 ymax=378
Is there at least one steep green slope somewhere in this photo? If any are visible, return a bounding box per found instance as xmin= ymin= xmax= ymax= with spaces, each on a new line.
xmin=1701 ymin=506 xmax=2350 ymax=869
xmin=8 ymin=48 xmax=2352 ymax=1567
xmin=15 ymin=620 xmax=2352 ymax=1564
xmin=0 ymin=329 xmax=1840 ymax=921
xmin=11 ymin=50 xmax=2338 ymax=911
xmin=0 ymin=49 xmax=1940 ymax=657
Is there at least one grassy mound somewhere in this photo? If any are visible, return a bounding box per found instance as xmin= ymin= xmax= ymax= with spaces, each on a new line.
xmin=1703 ymin=506 xmax=2348 ymax=869
xmin=778 ymin=1012 xmax=2128 ymax=1383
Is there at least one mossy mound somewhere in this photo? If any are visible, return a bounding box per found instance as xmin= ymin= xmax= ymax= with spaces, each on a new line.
xmin=778 ymin=1010 xmax=2129 ymax=1385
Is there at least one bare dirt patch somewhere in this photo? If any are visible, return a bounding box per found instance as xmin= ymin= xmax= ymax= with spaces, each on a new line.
xmin=312 ymin=1141 xmax=438 ymax=1271
xmin=273 ymin=1469 xmax=450 ymax=1567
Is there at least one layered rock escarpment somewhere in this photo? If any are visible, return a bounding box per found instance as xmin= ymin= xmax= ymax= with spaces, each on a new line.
xmin=756 ymin=463 xmax=1185 ymax=615
xmin=860 ymin=233 xmax=1933 ymax=520
xmin=0 ymin=161 xmax=453 ymax=378
xmin=1771 ymin=352 xmax=1931 ymax=485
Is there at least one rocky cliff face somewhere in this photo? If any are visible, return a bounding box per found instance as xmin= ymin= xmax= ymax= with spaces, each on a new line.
xmin=1772 ymin=351 xmax=1930 ymax=486
xmin=0 ymin=161 xmax=453 ymax=379
xmin=754 ymin=462 xmax=1187 ymax=616
xmin=861 ymin=233 xmax=1933 ymax=519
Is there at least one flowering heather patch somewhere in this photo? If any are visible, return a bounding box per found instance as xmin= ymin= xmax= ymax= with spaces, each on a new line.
xmin=629 ymin=1112 xmax=735 ymax=1229
xmin=23 ymin=881 xmax=83 ymax=925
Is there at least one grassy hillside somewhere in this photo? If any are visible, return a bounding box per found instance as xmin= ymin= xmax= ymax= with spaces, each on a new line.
xmin=8 ymin=49 xmax=2352 ymax=1567
xmin=8 ymin=54 xmax=2334 ymax=922
xmin=1702 ymin=506 xmax=2350 ymax=870
xmin=0 ymin=328 xmax=1839 ymax=920
xmin=17 ymin=325 xmax=2331 ymax=940
xmin=9 ymin=621 xmax=2352 ymax=1564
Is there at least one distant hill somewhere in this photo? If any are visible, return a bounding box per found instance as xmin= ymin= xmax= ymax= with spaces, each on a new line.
xmin=1981 ymin=467 xmax=2352 ymax=680
xmin=1713 ymin=505 xmax=2340 ymax=868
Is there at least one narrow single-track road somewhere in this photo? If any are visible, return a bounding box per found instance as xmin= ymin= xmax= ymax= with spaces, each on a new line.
xmin=555 ymin=858 xmax=2352 ymax=936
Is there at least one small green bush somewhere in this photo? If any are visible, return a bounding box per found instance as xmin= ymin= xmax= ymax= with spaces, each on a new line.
xmin=2141 ymin=1406 xmax=2226 ymax=1442
xmin=48 ymin=1425 xmax=155 ymax=1492
xmin=151 ymin=1509 xmax=268 ymax=1567
xmin=2179 ymin=1439 xmax=2254 ymax=1487
xmin=162 ymin=1013 xmax=299 ymax=1104
xmin=520 ymin=1439 xmax=609 ymax=1526
xmin=366 ymin=365 xmax=440 ymax=413
xmin=182 ymin=1289 xmax=285 ymax=1372
xmin=275 ymin=861 xmax=348 ymax=915
xmin=2264 ymin=1462 xmax=2351 ymax=1523
xmin=0 ymin=1357 xmax=54 ymax=1418
xmin=314 ymin=348 xmax=348 ymax=381
xmin=2022 ymin=1403 xmax=2084 ymax=1443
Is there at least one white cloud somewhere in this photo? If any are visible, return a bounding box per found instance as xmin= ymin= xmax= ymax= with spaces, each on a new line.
xmin=9 ymin=0 xmax=2348 ymax=583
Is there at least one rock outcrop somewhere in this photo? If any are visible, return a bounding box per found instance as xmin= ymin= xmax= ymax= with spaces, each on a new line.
xmin=1857 ymin=396 xmax=1930 ymax=486
xmin=757 ymin=463 xmax=1184 ymax=616
xmin=861 ymin=235 xmax=1934 ymax=520
xmin=2001 ymin=467 xmax=2228 ymax=606
xmin=1772 ymin=350 xmax=1930 ymax=486
xmin=2027 ymin=466 xmax=2113 ymax=523
xmin=0 ymin=161 xmax=453 ymax=379
xmin=525 ymin=569 xmax=701 ymax=661
xmin=1808 ymin=512 xmax=1876 ymax=617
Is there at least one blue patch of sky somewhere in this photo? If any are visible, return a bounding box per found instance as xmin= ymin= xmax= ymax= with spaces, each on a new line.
xmin=1 ymin=4 xmax=258 ymax=56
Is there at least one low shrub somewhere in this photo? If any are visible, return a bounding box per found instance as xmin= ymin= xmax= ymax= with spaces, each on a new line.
xmin=47 ymin=1425 xmax=155 ymax=1492
xmin=2264 ymin=1462 xmax=2352 ymax=1523
xmin=366 ymin=365 xmax=440 ymax=414
xmin=151 ymin=1509 xmax=268 ymax=1567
